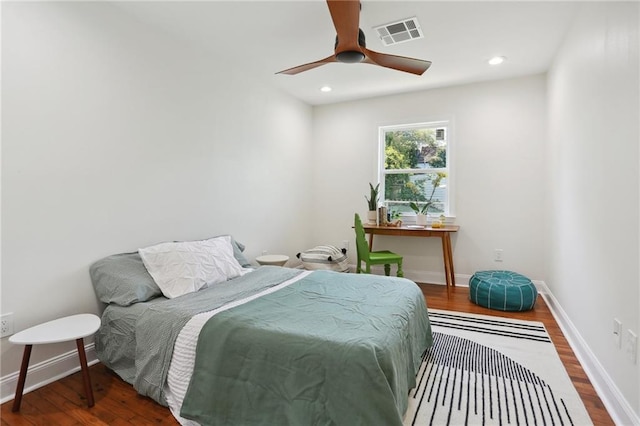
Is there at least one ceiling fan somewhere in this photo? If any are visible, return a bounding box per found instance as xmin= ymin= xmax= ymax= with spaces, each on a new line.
xmin=277 ymin=0 xmax=431 ymax=76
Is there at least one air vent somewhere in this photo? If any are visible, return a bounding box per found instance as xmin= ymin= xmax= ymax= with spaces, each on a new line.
xmin=373 ymin=17 xmax=424 ymax=46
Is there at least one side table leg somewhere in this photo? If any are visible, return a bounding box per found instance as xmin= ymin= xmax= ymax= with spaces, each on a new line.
xmin=12 ymin=344 xmax=33 ymax=412
xmin=76 ymin=338 xmax=95 ymax=407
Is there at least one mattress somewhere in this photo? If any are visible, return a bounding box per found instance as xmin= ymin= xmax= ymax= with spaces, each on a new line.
xmin=95 ymin=297 xmax=168 ymax=385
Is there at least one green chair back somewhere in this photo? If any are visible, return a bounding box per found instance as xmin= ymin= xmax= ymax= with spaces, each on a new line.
xmin=353 ymin=213 xmax=404 ymax=277
xmin=354 ymin=213 xmax=370 ymax=260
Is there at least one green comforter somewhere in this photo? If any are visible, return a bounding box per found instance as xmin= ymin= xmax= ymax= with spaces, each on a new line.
xmin=180 ymin=270 xmax=431 ymax=426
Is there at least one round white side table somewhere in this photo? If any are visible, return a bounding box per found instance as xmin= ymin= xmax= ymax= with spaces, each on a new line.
xmin=255 ymin=254 xmax=289 ymax=267
xmin=9 ymin=313 xmax=101 ymax=411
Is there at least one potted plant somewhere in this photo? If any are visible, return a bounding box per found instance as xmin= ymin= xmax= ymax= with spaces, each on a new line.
xmin=389 ymin=209 xmax=403 ymax=227
xmin=365 ymin=183 xmax=379 ymax=224
xmin=409 ymin=173 xmax=446 ymax=226
xmin=409 ymin=201 xmax=431 ymax=226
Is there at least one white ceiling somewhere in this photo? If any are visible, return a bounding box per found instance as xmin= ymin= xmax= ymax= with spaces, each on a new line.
xmin=114 ymin=1 xmax=580 ymax=106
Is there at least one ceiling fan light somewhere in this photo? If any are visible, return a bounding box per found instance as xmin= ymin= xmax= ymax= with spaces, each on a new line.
xmin=488 ymin=56 xmax=506 ymax=65
xmin=336 ymin=50 xmax=366 ymax=64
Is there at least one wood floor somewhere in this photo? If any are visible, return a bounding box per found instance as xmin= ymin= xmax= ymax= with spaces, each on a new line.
xmin=1 ymin=284 xmax=614 ymax=425
xmin=420 ymin=284 xmax=614 ymax=426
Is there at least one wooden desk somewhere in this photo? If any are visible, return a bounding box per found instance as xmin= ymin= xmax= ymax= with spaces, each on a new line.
xmin=362 ymin=224 xmax=459 ymax=287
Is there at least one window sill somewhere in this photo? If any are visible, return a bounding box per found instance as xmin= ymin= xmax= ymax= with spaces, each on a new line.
xmin=399 ymin=213 xmax=456 ymax=225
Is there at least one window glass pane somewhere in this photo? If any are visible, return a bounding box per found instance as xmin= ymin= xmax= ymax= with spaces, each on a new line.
xmin=384 ymin=128 xmax=447 ymax=170
xmin=380 ymin=121 xmax=451 ymax=216
xmin=386 ymin=201 xmax=446 ymax=215
xmin=384 ymin=173 xmax=447 ymax=214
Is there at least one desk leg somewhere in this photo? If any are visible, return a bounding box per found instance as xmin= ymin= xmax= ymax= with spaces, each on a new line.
xmin=368 ymin=234 xmax=374 ymax=251
xmin=76 ymin=338 xmax=95 ymax=407
xmin=12 ymin=344 xmax=32 ymax=412
xmin=445 ymin=232 xmax=456 ymax=286
xmin=441 ymin=235 xmax=452 ymax=287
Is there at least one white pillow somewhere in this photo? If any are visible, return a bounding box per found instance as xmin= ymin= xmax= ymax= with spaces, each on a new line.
xmin=138 ymin=236 xmax=244 ymax=299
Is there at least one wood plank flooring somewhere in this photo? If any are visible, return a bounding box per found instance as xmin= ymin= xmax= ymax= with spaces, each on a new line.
xmin=420 ymin=284 xmax=614 ymax=425
xmin=1 ymin=283 xmax=614 ymax=425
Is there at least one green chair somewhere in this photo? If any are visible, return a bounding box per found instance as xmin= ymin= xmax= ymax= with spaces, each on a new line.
xmin=354 ymin=213 xmax=404 ymax=277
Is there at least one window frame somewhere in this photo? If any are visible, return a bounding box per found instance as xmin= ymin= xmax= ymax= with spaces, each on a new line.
xmin=378 ymin=119 xmax=455 ymax=218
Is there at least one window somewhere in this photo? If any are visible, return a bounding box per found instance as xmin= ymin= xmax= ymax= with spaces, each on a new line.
xmin=379 ymin=121 xmax=452 ymax=217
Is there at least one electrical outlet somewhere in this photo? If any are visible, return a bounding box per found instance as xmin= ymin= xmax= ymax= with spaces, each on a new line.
xmin=626 ymin=330 xmax=637 ymax=364
xmin=613 ymin=318 xmax=622 ymax=348
xmin=494 ymin=249 xmax=504 ymax=262
xmin=1 ymin=313 xmax=14 ymax=338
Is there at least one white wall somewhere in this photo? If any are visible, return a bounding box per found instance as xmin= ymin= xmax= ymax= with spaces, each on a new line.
xmin=311 ymin=75 xmax=548 ymax=284
xmin=547 ymin=1 xmax=640 ymax=420
xmin=2 ymin=1 xmax=638 ymax=421
xmin=1 ymin=2 xmax=313 ymax=378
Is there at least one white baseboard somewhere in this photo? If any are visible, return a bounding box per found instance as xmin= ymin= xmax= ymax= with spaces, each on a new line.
xmin=0 ymin=343 xmax=99 ymax=404
xmin=363 ymin=265 xmax=472 ymax=287
xmin=364 ymin=267 xmax=548 ymax=294
xmin=538 ymin=282 xmax=639 ymax=426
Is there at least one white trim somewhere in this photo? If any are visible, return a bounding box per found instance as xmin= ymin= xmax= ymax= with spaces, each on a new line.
xmin=380 ymin=120 xmax=451 ymax=132
xmin=378 ymin=118 xmax=454 ymax=217
xmin=0 ymin=342 xmax=99 ymax=404
xmin=361 ymin=267 xmax=548 ymax=294
xmin=540 ymin=285 xmax=640 ymax=426
xmin=355 ymin=264 xmax=465 ymax=286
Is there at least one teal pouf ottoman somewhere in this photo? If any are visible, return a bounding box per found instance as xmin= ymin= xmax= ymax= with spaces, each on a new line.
xmin=469 ymin=270 xmax=537 ymax=311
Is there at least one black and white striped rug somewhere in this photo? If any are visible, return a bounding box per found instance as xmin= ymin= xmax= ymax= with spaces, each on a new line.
xmin=404 ymin=309 xmax=593 ymax=426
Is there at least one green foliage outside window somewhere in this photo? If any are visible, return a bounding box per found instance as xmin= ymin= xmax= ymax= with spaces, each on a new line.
xmin=383 ymin=129 xmax=447 ymax=213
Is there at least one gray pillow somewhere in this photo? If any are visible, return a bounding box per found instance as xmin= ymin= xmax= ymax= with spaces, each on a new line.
xmin=91 ymin=236 xmax=250 ymax=306
xmin=227 ymin=236 xmax=251 ymax=268
xmin=90 ymin=252 xmax=162 ymax=306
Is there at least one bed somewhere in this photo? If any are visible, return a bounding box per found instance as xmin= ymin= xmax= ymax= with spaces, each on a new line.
xmin=91 ymin=236 xmax=432 ymax=426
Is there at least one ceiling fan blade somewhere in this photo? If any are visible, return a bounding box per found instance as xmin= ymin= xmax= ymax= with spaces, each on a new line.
xmin=363 ymin=48 xmax=432 ymax=76
xmin=327 ymin=0 xmax=361 ymax=52
xmin=276 ymin=55 xmax=337 ymax=75
xmin=276 ymin=1 xmax=432 ymax=76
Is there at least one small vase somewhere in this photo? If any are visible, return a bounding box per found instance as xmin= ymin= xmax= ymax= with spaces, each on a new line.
xmin=367 ymin=210 xmax=377 ymax=224
xmin=415 ymin=214 xmax=427 ymax=226
xmin=378 ymin=206 xmax=387 ymax=226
